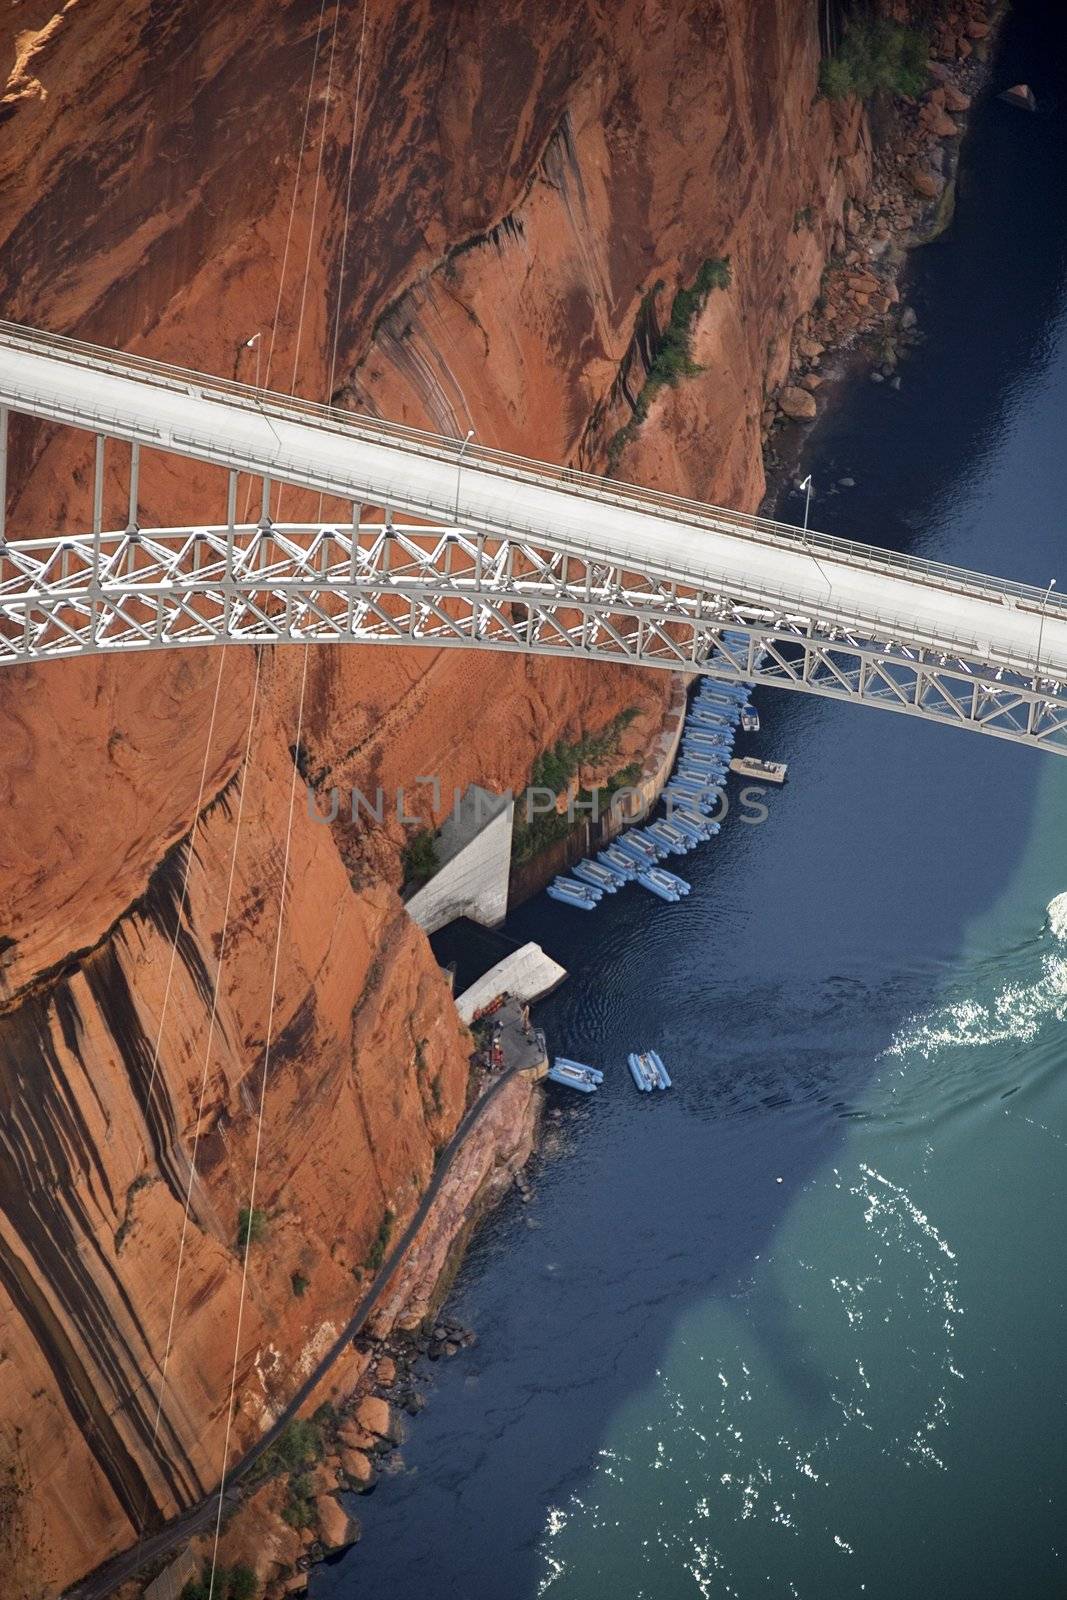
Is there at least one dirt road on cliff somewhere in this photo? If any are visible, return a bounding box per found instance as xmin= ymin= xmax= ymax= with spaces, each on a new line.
xmin=64 ymin=1061 xmax=528 ymax=1600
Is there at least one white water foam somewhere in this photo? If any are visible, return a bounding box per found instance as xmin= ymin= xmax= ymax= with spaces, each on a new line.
xmin=1046 ymin=890 xmax=1067 ymax=941
xmin=884 ymin=894 xmax=1067 ymax=1059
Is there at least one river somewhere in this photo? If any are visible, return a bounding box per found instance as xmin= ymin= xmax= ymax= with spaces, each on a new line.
xmin=317 ymin=5 xmax=1067 ymax=1595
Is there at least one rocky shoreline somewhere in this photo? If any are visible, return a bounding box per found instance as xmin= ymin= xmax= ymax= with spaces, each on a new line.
xmin=763 ymin=0 xmax=1005 ymax=497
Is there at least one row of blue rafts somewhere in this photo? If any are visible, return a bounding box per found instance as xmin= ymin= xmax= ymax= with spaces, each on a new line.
xmin=545 ymin=634 xmax=758 ymax=914
xmin=545 ymin=1051 xmax=670 ymax=1094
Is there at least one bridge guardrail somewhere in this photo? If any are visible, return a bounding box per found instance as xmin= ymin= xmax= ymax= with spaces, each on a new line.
xmin=2 ymin=318 xmax=1066 ymax=624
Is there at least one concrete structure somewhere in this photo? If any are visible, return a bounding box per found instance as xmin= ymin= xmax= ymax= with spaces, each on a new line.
xmin=603 ymin=672 xmax=689 ymax=839
xmin=454 ymin=942 xmax=567 ymax=1024
xmin=405 ymin=786 xmax=514 ymax=933
xmin=142 ymin=1549 xmax=198 ymax=1600
xmin=3 ymin=321 xmax=1067 ymax=753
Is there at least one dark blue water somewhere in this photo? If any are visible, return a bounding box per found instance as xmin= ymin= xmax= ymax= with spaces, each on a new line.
xmin=319 ymin=7 xmax=1067 ymax=1596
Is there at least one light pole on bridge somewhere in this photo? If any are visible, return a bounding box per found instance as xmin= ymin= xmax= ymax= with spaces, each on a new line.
xmin=799 ymin=474 xmax=832 ymax=593
xmin=1035 ymin=576 xmax=1057 ymax=690
xmin=454 ymin=427 xmax=475 ymax=526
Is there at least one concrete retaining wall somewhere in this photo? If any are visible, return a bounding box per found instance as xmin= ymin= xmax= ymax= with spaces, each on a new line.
xmin=406 ymin=786 xmax=514 ymax=934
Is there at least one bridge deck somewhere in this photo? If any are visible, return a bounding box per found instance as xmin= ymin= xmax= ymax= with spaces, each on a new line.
xmin=1 ymin=324 xmax=1065 ymax=677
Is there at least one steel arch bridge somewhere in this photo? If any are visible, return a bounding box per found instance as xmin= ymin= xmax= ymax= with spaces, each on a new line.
xmin=2 ymin=320 xmax=1066 ymax=754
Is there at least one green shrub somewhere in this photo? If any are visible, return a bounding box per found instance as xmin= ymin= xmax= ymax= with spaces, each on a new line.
xmin=271 ymin=1417 xmax=323 ymax=1472
xmin=401 ymin=828 xmax=438 ymax=887
xmin=181 ymin=1562 xmax=259 ymax=1600
xmin=236 ymin=1206 xmax=267 ymax=1251
xmin=607 ymin=261 xmax=730 ymax=472
xmin=363 ymin=1208 xmax=395 ymax=1273
xmin=290 ymin=1271 xmax=310 ymax=1298
xmin=820 ymin=19 xmax=927 ymax=100
xmin=280 ymin=1474 xmax=316 ymax=1530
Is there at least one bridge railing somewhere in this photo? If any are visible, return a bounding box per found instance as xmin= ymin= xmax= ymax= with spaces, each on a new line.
xmin=3 ymin=318 xmax=1066 ymax=624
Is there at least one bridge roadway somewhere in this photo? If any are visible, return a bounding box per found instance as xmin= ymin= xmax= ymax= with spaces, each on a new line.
xmin=1 ymin=321 xmax=1066 ymax=750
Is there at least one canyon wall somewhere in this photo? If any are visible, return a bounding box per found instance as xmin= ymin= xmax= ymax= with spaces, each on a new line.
xmin=0 ymin=1 xmax=885 ymax=1592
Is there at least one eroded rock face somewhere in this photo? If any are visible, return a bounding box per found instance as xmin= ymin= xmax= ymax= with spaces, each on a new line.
xmin=0 ymin=1 xmax=902 ymax=1591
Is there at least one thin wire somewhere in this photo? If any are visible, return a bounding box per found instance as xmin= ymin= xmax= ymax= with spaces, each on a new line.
xmin=263 ymin=0 xmax=329 ymax=395
xmin=241 ymin=0 xmax=330 ymax=525
xmin=275 ymin=0 xmax=342 ymax=524
xmin=326 ymin=0 xmax=369 ymax=407
xmin=206 ymin=646 xmax=310 ymax=1597
xmin=141 ymin=649 xmax=228 ymax=1163
xmin=143 ymin=0 xmax=331 ymax=1557
xmin=136 ymin=649 xmax=264 ymax=1539
xmin=315 ymin=0 xmax=369 ymax=531
xmin=289 ymin=1 xmax=341 ymax=399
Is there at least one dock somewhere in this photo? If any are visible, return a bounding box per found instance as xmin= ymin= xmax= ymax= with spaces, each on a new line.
xmin=729 ymin=755 xmax=788 ymax=784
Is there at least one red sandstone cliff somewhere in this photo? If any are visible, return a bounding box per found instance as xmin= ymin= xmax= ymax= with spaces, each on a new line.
xmin=0 ymin=2 xmax=904 ymax=1592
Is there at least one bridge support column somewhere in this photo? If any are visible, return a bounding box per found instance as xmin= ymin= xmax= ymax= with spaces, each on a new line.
xmin=126 ymin=441 xmax=140 ymax=533
xmin=92 ymin=436 xmax=105 ymax=539
xmin=225 ymin=470 xmax=237 ymax=631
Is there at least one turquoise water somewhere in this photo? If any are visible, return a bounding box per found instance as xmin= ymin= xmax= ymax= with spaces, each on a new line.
xmin=319 ymin=5 xmax=1067 ymax=1595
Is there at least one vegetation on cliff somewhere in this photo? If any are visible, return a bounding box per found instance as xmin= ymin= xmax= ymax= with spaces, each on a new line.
xmin=819 ymin=18 xmax=927 ymax=101
xmin=607 ymin=259 xmax=732 ymax=472
xmin=511 ymin=710 xmax=640 ymax=863
xmin=181 ymin=1561 xmax=257 ymax=1600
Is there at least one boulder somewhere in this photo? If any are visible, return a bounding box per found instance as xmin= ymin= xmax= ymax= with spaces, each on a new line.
xmin=338 ymin=1418 xmax=375 ymax=1452
xmin=376 ymin=1356 xmax=397 ymax=1386
xmin=847 ymin=273 xmax=880 ymax=294
xmin=339 ymin=1448 xmax=374 ymax=1485
xmin=777 ymin=386 xmax=817 ymax=421
xmin=796 ymin=337 xmax=824 ymax=362
xmin=798 ymin=373 xmax=824 ymax=392
xmin=922 ymin=105 xmax=959 ymax=137
xmin=943 ymin=83 xmax=971 ymax=112
xmin=1000 ymin=83 xmax=1037 ymax=112
xmin=314 ymin=1494 xmax=360 ymax=1551
xmin=908 ymin=166 xmax=943 ymax=200
xmin=966 ymin=19 xmax=990 ymax=38
xmin=356 ymin=1395 xmax=393 ymax=1440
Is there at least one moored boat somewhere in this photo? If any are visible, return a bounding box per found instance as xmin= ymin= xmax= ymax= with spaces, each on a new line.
xmin=637 ymin=869 xmax=680 ymax=902
xmin=598 ymin=845 xmax=638 ymax=880
xmin=547 ymin=1059 xmax=599 ymax=1092
xmin=613 ymin=831 xmax=660 ymax=865
xmin=553 ymin=1057 xmax=604 ymax=1083
xmin=669 ymin=813 xmax=709 ymax=844
xmin=627 ymin=1051 xmax=654 ymax=1091
xmin=573 ymin=858 xmax=619 ymax=893
xmin=546 ymin=884 xmax=596 ymax=910
xmin=645 ymin=820 xmax=690 ymax=855
xmin=547 ymin=876 xmax=600 ymax=910
xmin=647 ymin=1048 xmax=671 ymax=1089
